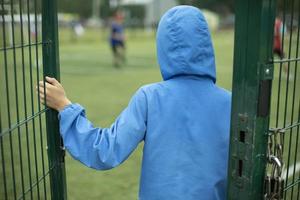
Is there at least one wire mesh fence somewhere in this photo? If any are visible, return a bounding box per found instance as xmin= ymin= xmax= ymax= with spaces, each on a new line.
xmin=266 ymin=0 xmax=300 ymax=199
xmin=227 ymin=0 xmax=300 ymax=199
xmin=0 ymin=0 xmax=65 ymax=199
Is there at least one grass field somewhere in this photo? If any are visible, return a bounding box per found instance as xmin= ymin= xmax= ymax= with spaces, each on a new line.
xmin=57 ymin=28 xmax=233 ymax=199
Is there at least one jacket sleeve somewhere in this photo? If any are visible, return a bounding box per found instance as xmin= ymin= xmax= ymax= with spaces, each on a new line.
xmin=58 ymin=88 xmax=147 ymax=170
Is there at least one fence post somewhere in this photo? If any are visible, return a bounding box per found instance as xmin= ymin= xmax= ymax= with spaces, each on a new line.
xmin=227 ymin=0 xmax=277 ymax=199
xmin=42 ymin=0 xmax=67 ymax=199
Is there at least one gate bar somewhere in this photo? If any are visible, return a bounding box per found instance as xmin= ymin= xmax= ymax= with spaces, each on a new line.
xmin=1 ymin=1 xmax=17 ymax=198
xmin=227 ymin=0 xmax=277 ymax=199
xmin=42 ymin=0 xmax=67 ymax=199
xmin=33 ymin=0 xmax=48 ymax=198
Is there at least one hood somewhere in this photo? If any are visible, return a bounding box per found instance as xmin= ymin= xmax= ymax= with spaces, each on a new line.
xmin=156 ymin=6 xmax=216 ymax=82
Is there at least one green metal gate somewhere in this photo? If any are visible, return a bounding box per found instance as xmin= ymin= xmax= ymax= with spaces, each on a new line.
xmin=0 ymin=0 xmax=66 ymax=199
xmin=227 ymin=0 xmax=300 ymax=199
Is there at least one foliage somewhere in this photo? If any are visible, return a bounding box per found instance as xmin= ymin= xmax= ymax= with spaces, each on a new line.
xmin=57 ymin=0 xmax=236 ymax=19
xmin=58 ymin=0 xmax=93 ymax=18
xmin=177 ymin=0 xmax=234 ymax=14
xmin=100 ymin=0 xmax=113 ymax=19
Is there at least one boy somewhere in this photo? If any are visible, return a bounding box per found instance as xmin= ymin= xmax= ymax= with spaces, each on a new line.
xmin=110 ymin=10 xmax=126 ymax=68
xmin=38 ymin=6 xmax=231 ymax=200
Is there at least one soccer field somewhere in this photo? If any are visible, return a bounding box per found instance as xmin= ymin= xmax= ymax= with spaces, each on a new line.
xmin=58 ymin=28 xmax=234 ymax=199
xmin=1 ymin=27 xmax=299 ymax=199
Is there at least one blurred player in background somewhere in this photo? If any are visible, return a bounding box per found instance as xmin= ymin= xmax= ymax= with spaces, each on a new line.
xmin=273 ymin=17 xmax=290 ymax=79
xmin=110 ymin=10 xmax=126 ymax=68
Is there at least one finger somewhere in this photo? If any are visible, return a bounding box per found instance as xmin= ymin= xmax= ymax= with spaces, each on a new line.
xmin=39 ymin=81 xmax=50 ymax=87
xmin=38 ymin=81 xmax=42 ymax=87
xmin=39 ymin=82 xmax=55 ymax=93
xmin=39 ymin=81 xmax=47 ymax=88
xmin=40 ymin=96 xmax=50 ymax=104
xmin=39 ymin=91 xmax=50 ymax=101
xmin=37 ymin=84 xmax=44 ymax=90
xmin=38 ymin=85 xmax=46 ymax=94
xmin=40 ymin=98 xmax=45 ymax=105
xmin=39 ymin=81 xmax=55 ymax=90
xmin=38 ymin=91 xmax=45 ymax=99
xmin=38 ymin=88 xmax=51 ymax=101
xmin=46 ymin=76 xmax=59 ymax=86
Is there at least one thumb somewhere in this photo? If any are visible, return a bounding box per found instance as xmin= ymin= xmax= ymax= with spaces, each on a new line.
xmin=45 ymin=76 xmax=59 ymax=86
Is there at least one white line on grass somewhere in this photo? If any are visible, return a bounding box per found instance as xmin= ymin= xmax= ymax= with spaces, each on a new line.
xmin=282 ymin=162 xmax=300 ymax=179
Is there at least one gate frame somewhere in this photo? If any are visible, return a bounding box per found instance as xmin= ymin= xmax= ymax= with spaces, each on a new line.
xmin=42 ymin=0 xmax=67 ymax=199
xmin=227 ymin=0 xmax=277 ymax=199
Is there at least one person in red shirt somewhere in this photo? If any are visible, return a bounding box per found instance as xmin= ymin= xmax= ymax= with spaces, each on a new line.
xmin=274 ymin=17 xmax=285 ymax=59
xmin=273 ymin=17 xmax=289 ymax=77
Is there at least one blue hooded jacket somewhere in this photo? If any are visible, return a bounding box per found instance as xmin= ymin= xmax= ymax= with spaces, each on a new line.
xmin=59 ymin=6 xmax=231 ymax=200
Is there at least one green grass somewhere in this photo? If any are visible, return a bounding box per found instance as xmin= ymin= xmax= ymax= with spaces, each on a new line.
xmin=57 ymin=28 xmax=234 ymax=199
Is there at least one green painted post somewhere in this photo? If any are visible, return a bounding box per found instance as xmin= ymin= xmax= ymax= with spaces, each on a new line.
xmin=42 ymin=0 xmax=67 ymax=199
xmin=227 ymin=0 xmax=277 ymax=199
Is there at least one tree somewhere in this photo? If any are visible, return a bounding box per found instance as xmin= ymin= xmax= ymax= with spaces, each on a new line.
xmin=176 ymin=0 xmax=234 ymax=14
xmin=58 ymin=0 xmax=93 ymax=18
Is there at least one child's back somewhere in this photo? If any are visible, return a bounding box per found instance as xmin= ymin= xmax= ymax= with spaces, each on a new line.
xmin=139 ymin=77 xmax=230 ymax=199
xmin=58 ymin=6 xmax=231 ymax=200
